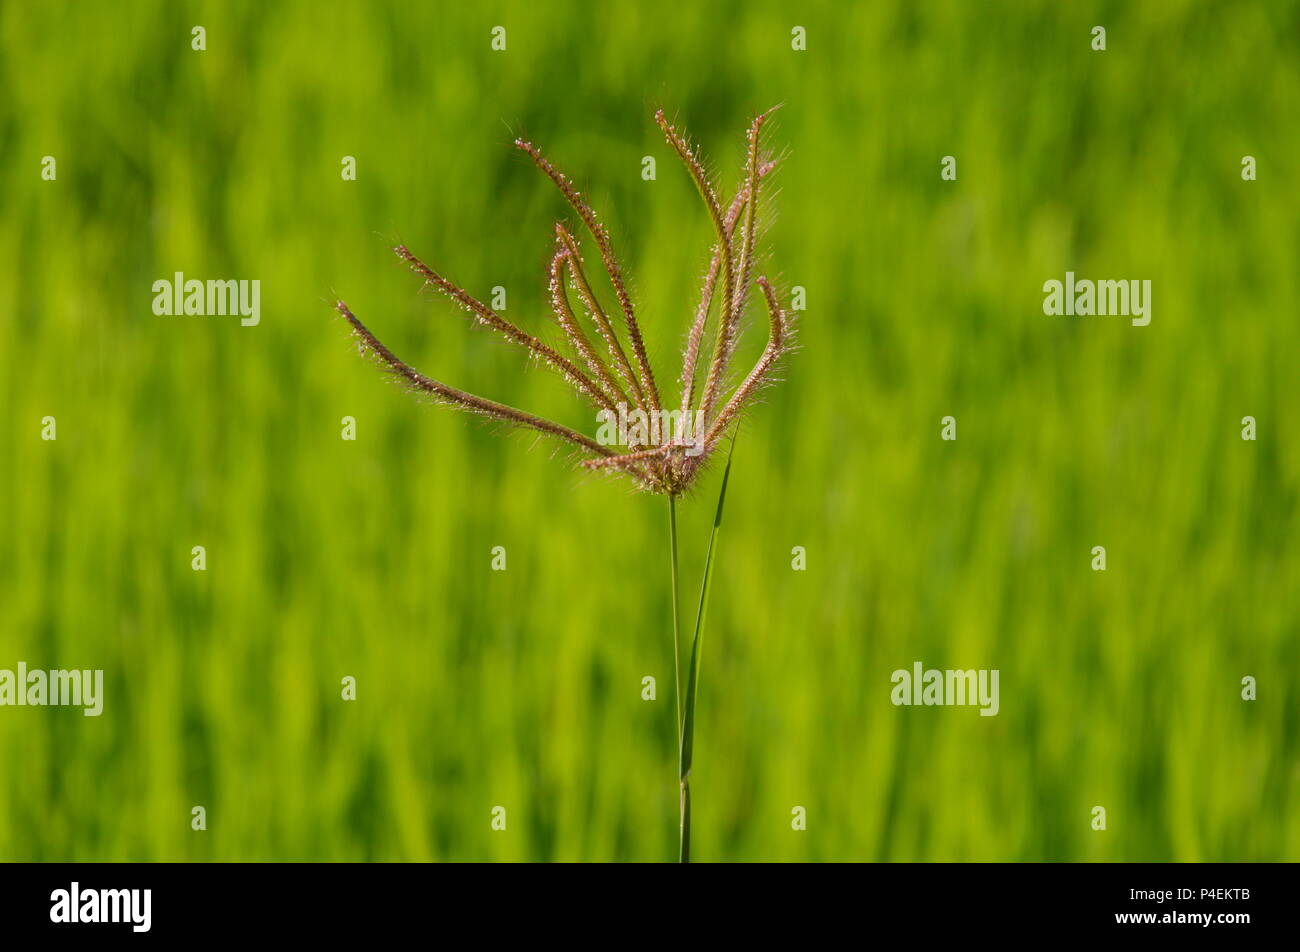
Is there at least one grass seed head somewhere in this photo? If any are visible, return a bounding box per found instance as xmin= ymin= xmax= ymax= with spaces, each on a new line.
xmin=334 ymin=108 xmax=794 ymax=496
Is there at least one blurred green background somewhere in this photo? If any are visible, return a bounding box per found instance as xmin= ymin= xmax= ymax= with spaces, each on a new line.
xmin=1 ymin=0 xmax=1297 ymax=862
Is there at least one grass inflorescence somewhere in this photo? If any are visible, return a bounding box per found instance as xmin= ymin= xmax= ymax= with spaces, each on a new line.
xmin=334 ymin=107 xmax=793 ymax=862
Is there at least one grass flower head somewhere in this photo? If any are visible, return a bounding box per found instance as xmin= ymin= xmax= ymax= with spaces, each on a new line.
xmin=334 ymin=107 xmax=794 ymax=497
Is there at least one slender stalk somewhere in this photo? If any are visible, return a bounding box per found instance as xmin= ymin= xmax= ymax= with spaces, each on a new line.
xmin=678 ymin=437 xmax=737 ymax=863
xmin=668 ymin=495 xmax=683 ymax=738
